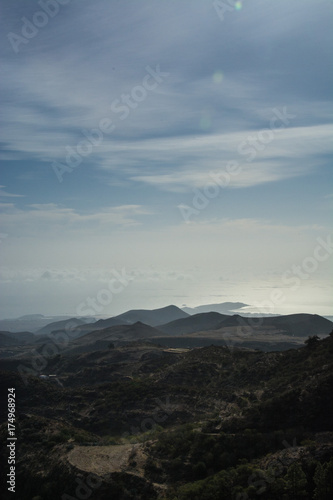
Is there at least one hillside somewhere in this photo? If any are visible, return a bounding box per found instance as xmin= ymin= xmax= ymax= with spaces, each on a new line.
xmin=0 ymin=333 xmax=333 ymax=499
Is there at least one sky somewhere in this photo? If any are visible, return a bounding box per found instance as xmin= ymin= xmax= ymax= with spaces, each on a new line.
xmin=0 ymin=0 xmax=332 ymax=319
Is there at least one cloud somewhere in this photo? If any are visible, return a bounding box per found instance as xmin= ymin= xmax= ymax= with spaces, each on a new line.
xmin=0 ymin=186 xmax=24 ymax=198
xmin=178 ymin=218 xmax=327 ymax=234
xmin=0 ymin=203 xmax=153 ymax=236
xmin=119 ymin=124 xmax=332 ymax=191
xmin=1 ymin=0 xmax=331 ymax=166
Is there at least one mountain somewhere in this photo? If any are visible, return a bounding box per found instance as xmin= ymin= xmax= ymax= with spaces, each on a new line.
xmin=157 ymin=312 xmax=228 ymax=335
xmin=157 ymin=312 xmax=333 ymax=338
xmin=182 ymin=302 xmax=248 ymax=315
xmin=111 ymin=304 xmax=189 ymax=326
xmin=214 ymin=313 xmax=333 ymax=337
xmin=73 ymin=305 xmax=190 ymax=336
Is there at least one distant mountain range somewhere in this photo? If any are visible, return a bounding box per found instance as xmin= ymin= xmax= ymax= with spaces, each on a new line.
xmin=0 ymin=304 xmax=332 ymax=352
xmin=0 ymin=302 xmax=267 ymax=334
xmin=45 ymin=311 xmax=333 ymax=355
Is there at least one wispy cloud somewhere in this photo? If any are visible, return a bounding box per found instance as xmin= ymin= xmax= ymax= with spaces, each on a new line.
xmin=0 ymin=186 xmax=24 ymax=198
xmin=120 ymin=124 xmax=332 ymax=191
xmin=0 ymin=203 xmax=153 ymax=236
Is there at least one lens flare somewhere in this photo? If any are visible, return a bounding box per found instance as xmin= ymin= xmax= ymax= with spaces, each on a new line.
xmin=200 ymin=114 xmax=212 ymax=130
xmin=235 ymin=1 xmax=242 ymax=10
xmin=213 ymin=71 xmax=224 ymax=84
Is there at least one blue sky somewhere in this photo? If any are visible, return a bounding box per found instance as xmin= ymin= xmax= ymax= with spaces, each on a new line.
xmin=0 ymin=0 xmax=332 ymax=318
